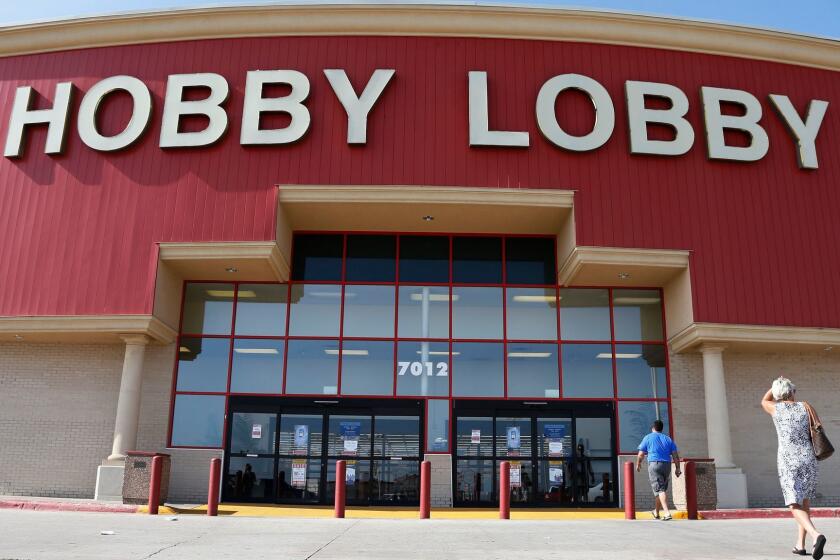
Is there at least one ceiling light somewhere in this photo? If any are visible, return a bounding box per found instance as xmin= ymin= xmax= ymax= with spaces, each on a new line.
xmin=409 ymin=293 xmax=458 ymax=302
xmin=14 ymin=334 xmax=24 ymax=341
xmin=179 ymin=346 xmax=191 ymax=353
xmin=234 ymin=348 xmax=279 ymax=355
xmin=613 ymin=297 xmax=660 ymax=305
xmin=512 ymin=295 xmax=556 ymax=303
xmin=617 ymin=272 xmax=631 ymax=280
xmin=422 ymin=215 xmax=435 ymax=221
xmin=205 ymin=289 xmax=256 ymax=298
xmin=309 ymin=291 xmax=343 ymax=298
xmin=416 ymin=351 xmax=459 ymax=356
xmin=596 ymin=353 xmax=642 ymax=359
xmin=508 ymin=352 xmax=552 ymax=358
xmin=324 ymin=349 xmax=369 ymax=356
xmin=225 ymin=267 xmax=238 ymax=273
xmin=825 ymin=347 xmax=834 ymax=352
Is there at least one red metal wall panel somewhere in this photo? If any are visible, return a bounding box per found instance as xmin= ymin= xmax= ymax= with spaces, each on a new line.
xmin=0 ymin=36 xmax=838 ymax=327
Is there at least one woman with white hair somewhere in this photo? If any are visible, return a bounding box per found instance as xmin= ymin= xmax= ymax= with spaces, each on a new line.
xmin=761 ymin=377 xmax=827 ymax=559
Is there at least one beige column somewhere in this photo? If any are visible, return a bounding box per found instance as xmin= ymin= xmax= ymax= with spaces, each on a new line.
xmin=107 ymin=334 xmax=150 ymax=462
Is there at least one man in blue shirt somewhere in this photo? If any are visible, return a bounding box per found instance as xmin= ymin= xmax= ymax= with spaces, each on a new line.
xmin=635 ymin=419 xmax=681 ymax=521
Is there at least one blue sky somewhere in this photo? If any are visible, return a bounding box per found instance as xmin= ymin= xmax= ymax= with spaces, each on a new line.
xmin=1 ymin=0 xmax=838 ymax=39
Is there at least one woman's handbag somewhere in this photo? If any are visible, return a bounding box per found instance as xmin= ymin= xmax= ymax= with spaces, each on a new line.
xmin=804 ymin=402 xmax=834 ymax=461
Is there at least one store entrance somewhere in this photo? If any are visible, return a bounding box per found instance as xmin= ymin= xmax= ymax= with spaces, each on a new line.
xmin=224 ymin=397 xmax=423 ymax=505
xmin=452 ymin=400 xmax=617 ymax=507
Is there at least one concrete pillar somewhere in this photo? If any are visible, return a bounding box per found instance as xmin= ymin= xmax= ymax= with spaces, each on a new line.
xmin=699 ymin=344 xmax=748 ymax=508
xmin=108 ymin=334 xmax=151 ymax=462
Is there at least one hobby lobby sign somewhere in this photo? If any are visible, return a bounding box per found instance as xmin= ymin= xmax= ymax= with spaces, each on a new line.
xmin=2 ymin=69 xmax=830 ymax=169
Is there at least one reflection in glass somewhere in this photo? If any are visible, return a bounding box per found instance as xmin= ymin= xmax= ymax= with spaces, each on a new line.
xmin=176 ymin=337 xmax=230 ymax=392
xmin=291 ymin=234 xmax=343 ymax=281
xmin=395 ymin=341 xmax=449 ymax=396
xmin=397 ymin=286 xmax=449 ymax=338
xmin=234 ymin=284 xmax=287 ymax=336
xmin=230 ymin=412 xmax=276 ymax=454
xmin=230 ymin=339 xmax=284 ymax=393
xmin=339 ymin=340 xmax=394 ymax=396
xmin=277 ymin=457 xmax=321 ymax=501
xmin=346 ymin=235 xmax=396 ymax=282
xmin=456 ymin=417 xmax=493 ymax=457
xmin=372 ymin=460 xmax=420 ymax=502
xmin=182 ymin=283 xmax=234 ymax=335
xmin=505 ymin=237 xmax=556 ymax=285
xmin=537 ymin=418 xmax=572 ymax=458
xmin=495 ymin=417 xmax=532 ymax=456
xmin=559 ymin=288 xmax=611 ymax=341
xmin=506 ymin=342 xmax=559 ymax=398
xmin=279 ymin=414 xmax=322 ymax=456
xmin=452 ymin=287 xmax=503 ymax=339
xmin=575 ymin=417 xmax=612 ymax=457
xmin=581 ymin=459 xmax=614 ymax=504
xmin=452 ymin=342 xmax=503 ymax=397
xmin=288 ymin=284 xmax=342 ymax=337
xmin=426 ymin=400 xmax=450 ymax=452
xmin=456 ymin=460 xmax=494 ymax=503
xmin=171 ymin=394 xmax=225 ymax=447
xmin=538 ymin=460 xmax=572 ymax=505
xmin=326 ymin=459 xmax=371 ymax=503
xmin=453 ymin=236 xmax=502 ymax=283
xmin=561 ymin=343 xmax=614 ymax=398
xmin=284 ymin=340 xmax=338 ymax=395
xmin=328 ymin=415 xmax=372 ymax=457
xmin=496 ymin=460 xmax=534 ymax=504
xmin=374 ymin=416 xmax=420 ymax=457
xmin=342 ymin=285 xmax=395 ymax=338
xmin=226 ymin=457 xmax=274 ymax=500
xmin=618 ymin=401 xmax=670 ymax=452
xmin=613 ymin=289 xmax=664 ymax=341
xmin=398 ymin=235 xmax=449 ymax=283
xmin=616 ymin=344 xmax=668 ymax=398
xmin=506 ymin=288 xmax=558 ymax=340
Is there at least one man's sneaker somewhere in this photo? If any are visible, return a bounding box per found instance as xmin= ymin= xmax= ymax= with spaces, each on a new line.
xmin=651 ymin=510 xmax=660 ymax=519
xmin=661 ymin=515 xmax=673 ymax=521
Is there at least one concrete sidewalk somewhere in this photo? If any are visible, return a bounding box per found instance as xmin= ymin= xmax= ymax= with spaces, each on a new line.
xmin=1 ymin=509 xmax=838 ymax=560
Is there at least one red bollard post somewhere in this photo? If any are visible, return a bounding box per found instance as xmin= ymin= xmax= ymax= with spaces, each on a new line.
xmin=499 ymin=461 xmax=510 ymax=520
xmin=148 ymin=455 xmax=162 ymax=515
xmin=335 ymin=460 xmax=346 ymax=518
xmin=623 ymin=461 xmax=636 ymax=520
xmin=419 ymin=460 xmax=431 ymax=519
xmin=685 ymin=461 xmax=698 ymax=520
xmin=207 ymin=457 xmax=221 ymax=517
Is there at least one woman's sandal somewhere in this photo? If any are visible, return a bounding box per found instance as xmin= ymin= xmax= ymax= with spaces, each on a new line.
xmin=812 ymin=535 xmax=826 ymax=560
xmin=792 ymin=548 xmax=807 ymax=556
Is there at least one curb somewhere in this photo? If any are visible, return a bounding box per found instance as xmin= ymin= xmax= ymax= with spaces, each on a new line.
xmin=0 ymin=499 xmax=138 ymax=514
xmin=701 ymin=508 xmax=840 ymax=520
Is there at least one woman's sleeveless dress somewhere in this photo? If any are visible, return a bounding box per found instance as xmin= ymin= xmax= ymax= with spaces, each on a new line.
xmin=772 ymin=401 xmax=818 ymax=506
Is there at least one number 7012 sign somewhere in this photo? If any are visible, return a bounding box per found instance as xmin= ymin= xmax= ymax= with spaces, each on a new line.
xmin=397 ymin=361 xmax=449 ymax=377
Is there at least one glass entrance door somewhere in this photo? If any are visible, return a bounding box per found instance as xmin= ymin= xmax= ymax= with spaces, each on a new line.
xmin=224 ymin=397 xmax=422 ymax=505
xmin=453 ymin=401 xmax=616 ymax=507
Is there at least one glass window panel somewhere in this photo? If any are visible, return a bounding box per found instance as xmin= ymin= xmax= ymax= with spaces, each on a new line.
xmin=580 ymin=459 xmax=615 ymax=505
xmin=326 ymin=459 xmax=371 ymax=504
xmin=559 ymin=288 xmax=611 ymax=341
xmin=613 ymin=289 xmax=664 ymax=341
xmin=371 ymin=460 xmax=420 ymax=502
xmin=171 ymin=394 xmax=225 ymax=447
xmin=455 ymin=460 xmax=494 ymax=503
xmin=395 ymin=341 xmax=449 ymax=396
xmin=537 ymin=417 xmax=572 ymax=458
xmin=288 ymin=284 xmax=341 ymax=337
xmin=616 ymin=344 xmax=668 ymax=398
xmin=398 ymin=235 xmax=449 ymax=283
xmin=342 ymin=285 xmax=395 ymax=338
xmin=277 ymin=457 xmax=321 ymax=501
xmin=346 ymin=234 xmax=396 ymax=282
xmin=234 ymin=284 xmax=287 ymax=336
xmin=506 ymin=342 xmax=559 ymax=398
xmin=505 ymin=237 xmax=556 ymax=285
xmin=278 ymin=414 xmax=323 ymax=456
xmin=537 ymin=459 xmax=572 ymax=505
xmin=182 ymin=282 xmax=234 ymax=335
xmin=456 ymin=417 xmax=494 ymax=457
xmin=230 ymin=339 xmax=284 ymax=394
xmin=284 ymin=340 xmax=338 ymax=395
xmin=452 ymin=287 xmax=503 ymax=339
xmin=506 ymin=288 xmax=558 ymax=340
xmin=374 ymin=416 xmax=420 ymax=457
xmin=397 ymin=286 xmax=449 ymax=338
xmin=230 ymin=412 xmax=276 ymax=454
xmin=452 ymin=342 xmax=504 ymax=397
xmin=327 ymin=415 xmax=372 ymax=457
xmin=426 ymin=400 xmax=450 ymax=453
xmin=495 ymin=417 xmax=532 ymax=457
xmin=291 ymin=234 xmax=343 ymax=281
xmin=453 ymin=236 xmax=502 ymax=283
xmin=225 ymin=457 xmax=275 ymax=500
xmin=176 ymin=337 xmax=230 ymax=392
xmin=575 ymin=417 xmax=613 ymax=457
xmin=496 ymin=459 xmax=534 ymax=504
xmin=618 ymin=402 xmax=671 ymax=453
xmin=340 ymin=340 xmax=394 ymax=396
xmin=561 ymin=343 xmax=614 ymax=398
